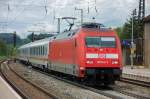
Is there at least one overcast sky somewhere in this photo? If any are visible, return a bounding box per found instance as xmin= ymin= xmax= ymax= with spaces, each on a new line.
xmin=0 ymin=0 xmax=150 ymax=38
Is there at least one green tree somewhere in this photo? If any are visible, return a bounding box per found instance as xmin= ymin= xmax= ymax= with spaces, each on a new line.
xmin=27 ymin=33 xmax=54 ymax=41
xmin=114 ymin=27 xmax=123 ymax=39
xmin=122 ymin=17 xmax=144 ymax=40
xmin=0 ymin=40 xmax=7 ymax=56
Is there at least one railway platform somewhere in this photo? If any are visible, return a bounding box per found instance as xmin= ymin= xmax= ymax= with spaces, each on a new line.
xmin=122 ymin=66 xmax=150 ymax=83
xmin=0 ymin=76 xmax=22 ymax=99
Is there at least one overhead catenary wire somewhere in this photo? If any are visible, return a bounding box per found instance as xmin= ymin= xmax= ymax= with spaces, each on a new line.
xmin=7 ymin=0 xmax=35 ymax=26
xmin=0 ymin=0 xmax=142 ymax=34
xmin=44 ymin=0 xmax=48 ymax=16
xmin=6 ymin=4 xmax=11 ymax=32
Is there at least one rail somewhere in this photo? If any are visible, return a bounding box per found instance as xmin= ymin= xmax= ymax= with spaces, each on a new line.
xmin=0 ymin=60 xmax=58 ymax=99
xmin=32 ymin=67 xmax=133 ymax=99
xmin=0 ymin=60 xmax=30 ymax=99
xmin=32 ymin=66 xmax=150 ymax=99
xmin=120 ymin=77 xmax=150 ymax=88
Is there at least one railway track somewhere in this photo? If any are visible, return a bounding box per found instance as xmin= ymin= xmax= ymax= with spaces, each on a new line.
xmin=31 ymin=66 xmax=143 ymax=99
xmin=111 ymin=77 xmax=150 ymax=99
xmin=0 ymin=60 xmax=29 ymax=99
xmin=2 ymin=60 xmax=150 ymax=99
xmin=31 ymin=65 xmax=150 ymax=99
xmin=120 ymin=77 xmax=150 ymax=88
xmin=111 ymin=85 xmax=150 ymax=99
xmin=0 ymin=60 xmax=57 ymax=99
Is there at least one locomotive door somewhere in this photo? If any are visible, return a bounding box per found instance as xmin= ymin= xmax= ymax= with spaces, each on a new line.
xmin=72 ymin=38 xmax=77 ymax=75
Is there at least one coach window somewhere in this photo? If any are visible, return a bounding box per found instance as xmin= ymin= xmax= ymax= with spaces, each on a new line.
xmin=32 ymin=48 xmax=34 ymax=56
xmin=34 ymin=48 xmax=35 ymax=56
xmin=30 ymin=48 xmax=31 ymax=56
xmin=39 ymin=46 xmax=41 ymax=56
xmin=43 ymin=46 xmax=45 ymax=56
xmin=39 ymin=46 xmax=40 ymax=56
xmin=37 ymin=47 xmax=38 ymax=56
xmin=40 ymin=46 xmax=42 ymax=56
xmin=40 ymin=46 xmax=42 ymax=55
xmin=30 ymin=48 xmax=31 ymax=55
xmin=42 ymin=46 xmax=44 ymax=56
xmin=41 ymin=46 xmax=43 ymax=56
xmin=32 ymin=48 xmax=34 ymax=55
xmin=43 ymin=46 xmax=44 ymax=56
xmin=34 ymin=47 xmax=36 ymax=56
xmin=40 ymin=46 xmax=41 ymax=56
xmin=34 ymin=47 xmax=37 ymax=56
xmin=32 ymin=47 xmax=34 ymax=56
xmin=31 ymin=48 xmax=32 ymax=56
xmin=45 ymin=46 xmax=47 ymax=56
xmin=37 ymin=47 xmax=39 ymax=56
xmin=25 ymin=49 xmax=26 ymax=55
xmin=24 ymin=49 xmax=26 ymax=55
xmin=26 ymin=48 xmax=27 ymax=55
xmin=32 ymin=47 xmax=33 ymax=56
xmin=36 ymin=47 xmax=37 ymax=56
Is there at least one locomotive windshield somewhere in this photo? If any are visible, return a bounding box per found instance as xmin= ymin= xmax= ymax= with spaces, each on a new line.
xmin=86 ymin=37 xmax=116 ymax=48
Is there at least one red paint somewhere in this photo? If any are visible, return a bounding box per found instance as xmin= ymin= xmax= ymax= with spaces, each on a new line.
xmin=48 ymin=28 xmax=122 ymax=77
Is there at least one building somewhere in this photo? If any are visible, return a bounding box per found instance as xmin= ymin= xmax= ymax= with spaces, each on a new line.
xmin=144 ymin=15 xmax=150 ymax=67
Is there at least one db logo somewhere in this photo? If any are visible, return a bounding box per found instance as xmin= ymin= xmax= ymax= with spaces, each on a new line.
xmin=99 ymin=54 xmax=106 ymax=58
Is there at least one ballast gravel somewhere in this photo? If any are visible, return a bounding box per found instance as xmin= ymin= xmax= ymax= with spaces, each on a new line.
xmin=11 ymin=62 xmax=110 ymax=99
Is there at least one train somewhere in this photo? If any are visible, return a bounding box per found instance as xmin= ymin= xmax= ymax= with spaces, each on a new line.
xmin=17 ymin=23 xmax=122 ymax=85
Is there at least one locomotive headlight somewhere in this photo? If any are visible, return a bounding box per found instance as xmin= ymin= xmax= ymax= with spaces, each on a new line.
xmin=112 ymin=61 xmax=118 ymax=64
xmin=86 ymin=60 xmax=93 ymax=64
xmin=80 ymin=67 xmax=85 ymax=70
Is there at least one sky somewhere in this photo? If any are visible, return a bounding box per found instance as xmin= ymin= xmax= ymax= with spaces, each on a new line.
xmin=0 ymin=0 xmax=150 ymax=38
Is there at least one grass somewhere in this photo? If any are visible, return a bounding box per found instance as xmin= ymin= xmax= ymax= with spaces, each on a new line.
xmin=0 ymin=56 xmax=7 ymax=61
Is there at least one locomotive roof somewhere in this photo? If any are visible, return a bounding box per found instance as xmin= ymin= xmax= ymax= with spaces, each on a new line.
xmin=19 ymin=24 xmax=113 ymax=49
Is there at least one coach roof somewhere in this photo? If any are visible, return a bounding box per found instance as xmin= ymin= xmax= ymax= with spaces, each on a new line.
xmin=19 ymin=37 xmax=52 ymax=49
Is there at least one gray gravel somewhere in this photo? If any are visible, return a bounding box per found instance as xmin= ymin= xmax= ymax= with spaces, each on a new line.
xmin=116 ymin=81 xmax=150 ymax=98
xmin=11 ymin=62 xmax=110 ymax=99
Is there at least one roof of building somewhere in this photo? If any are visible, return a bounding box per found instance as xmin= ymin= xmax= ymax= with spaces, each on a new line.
xmin=144 ymin=15 xmax=150 ymax=22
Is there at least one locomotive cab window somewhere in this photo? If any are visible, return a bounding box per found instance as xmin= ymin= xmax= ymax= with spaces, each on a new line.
xmin=86 ymin=37 xmax=100 ymax=47
xmin=101 ymin=37 xmax=116 ymax=48
xmin=86 ymin=37 xmax=116 ymax=48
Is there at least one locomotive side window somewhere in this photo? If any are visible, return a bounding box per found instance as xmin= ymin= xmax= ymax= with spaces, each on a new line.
xmin=86 ymin=37 xmax=116 ymax=48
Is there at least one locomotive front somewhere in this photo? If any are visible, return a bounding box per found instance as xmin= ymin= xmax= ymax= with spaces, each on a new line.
xmin=77 ymin=23 xmax=122 ymax=85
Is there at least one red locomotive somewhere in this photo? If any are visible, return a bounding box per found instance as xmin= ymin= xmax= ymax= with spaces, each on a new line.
xmin=18 ymin=23 xmax=122 ymax=85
